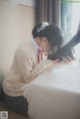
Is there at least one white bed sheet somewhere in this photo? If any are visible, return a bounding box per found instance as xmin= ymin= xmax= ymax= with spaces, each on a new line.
xmin=22 ymin=63 xmax=80 ymax=119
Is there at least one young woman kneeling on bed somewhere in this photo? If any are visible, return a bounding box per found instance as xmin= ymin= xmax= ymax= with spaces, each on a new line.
xmin=2 ymin=22 xmax=73 ymax=116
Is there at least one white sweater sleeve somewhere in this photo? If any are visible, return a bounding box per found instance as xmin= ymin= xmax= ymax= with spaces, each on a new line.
xmin=15 ymin=50 xmax=54 ymax=83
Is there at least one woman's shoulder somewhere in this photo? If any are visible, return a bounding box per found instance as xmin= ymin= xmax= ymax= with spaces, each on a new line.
xmin=14 ymin=39 xmax=34 ymax=58
xmin=16 ymin=39 xmax=32 ymax=51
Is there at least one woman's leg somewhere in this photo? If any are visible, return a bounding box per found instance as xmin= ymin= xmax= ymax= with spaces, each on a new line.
xmin=4 ymin=93 xmax=29 ymax=116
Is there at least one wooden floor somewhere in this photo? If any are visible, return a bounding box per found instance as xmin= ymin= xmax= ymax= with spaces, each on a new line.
xmin=0 ymin=105 xmax=29 ymax=119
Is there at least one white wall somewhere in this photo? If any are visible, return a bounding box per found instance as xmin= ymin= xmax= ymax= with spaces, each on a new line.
xmin=8 ymin=0 xmax=36 ymax=8
xmin=0 ymin=0 xmax=36 ymax=74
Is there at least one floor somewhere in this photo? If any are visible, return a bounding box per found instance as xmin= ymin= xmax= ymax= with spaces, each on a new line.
xmin=0 ymin=105 xmax=29 ymax=119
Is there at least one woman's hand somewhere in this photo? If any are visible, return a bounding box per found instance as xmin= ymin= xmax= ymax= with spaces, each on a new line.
xmin=52 ymin=59 xmax=59 ymax=64
xmin=62 ymin=56 xmax=75 ymax=64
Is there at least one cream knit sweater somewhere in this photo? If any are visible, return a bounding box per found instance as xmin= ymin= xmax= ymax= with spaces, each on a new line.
xmin=2 ymin=39 xmax=54 ymax=97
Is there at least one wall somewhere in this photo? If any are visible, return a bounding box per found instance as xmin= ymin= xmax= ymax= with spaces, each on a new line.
xmin=0 ymin=0 xmax=36 ymax=75
xmin=8 ymin=0 xmax=36 ymax=7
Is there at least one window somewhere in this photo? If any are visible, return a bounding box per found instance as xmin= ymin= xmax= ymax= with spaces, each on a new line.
xmin=61 ymin=0 xmax=80 ymax=64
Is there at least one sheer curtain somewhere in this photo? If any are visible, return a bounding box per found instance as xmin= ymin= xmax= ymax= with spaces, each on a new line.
xmin=61 ymin=1 xmax=73 ymax=42
xmin=61 ymin=1 xmax=80 ymax=64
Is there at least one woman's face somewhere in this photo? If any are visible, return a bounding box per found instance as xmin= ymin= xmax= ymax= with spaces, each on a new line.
xmin=40 ymin=37 xmax=50 ymax=51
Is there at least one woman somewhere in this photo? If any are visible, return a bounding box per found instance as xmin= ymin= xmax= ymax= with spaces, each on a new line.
xmin=2 ymin=22 xmax=72 ymax=116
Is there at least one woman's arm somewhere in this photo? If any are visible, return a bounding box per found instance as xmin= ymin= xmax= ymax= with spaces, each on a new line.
xmin=15 ymin=50 xmax=58 ymax=83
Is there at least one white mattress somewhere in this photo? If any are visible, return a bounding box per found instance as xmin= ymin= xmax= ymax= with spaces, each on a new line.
xmin=22 ymin=62 xmax=80 ymax=119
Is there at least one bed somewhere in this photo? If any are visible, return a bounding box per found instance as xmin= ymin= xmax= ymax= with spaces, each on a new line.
xmin=22 ymin=61 xmax=80 ymax=119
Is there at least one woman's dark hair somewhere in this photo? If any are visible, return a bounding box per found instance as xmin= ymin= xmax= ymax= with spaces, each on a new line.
xmin=32 ymin=23 xmax=63 ymax=52
xmin=32 ymin=23 xmax=42 ymax=38
xmin=40 ymin=25 xmax=63 ymax=50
